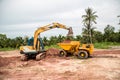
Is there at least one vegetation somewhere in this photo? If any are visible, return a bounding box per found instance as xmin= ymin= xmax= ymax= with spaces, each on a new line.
xmin=0 ymin=48 xmax=16 ymax=51
xmin=0 ymin=25 xmax=120 ymax=51
xmin=45 ymin=45 xmax=61 ymax=50
xmin=94 ymin=42 xmax=120 ymax=49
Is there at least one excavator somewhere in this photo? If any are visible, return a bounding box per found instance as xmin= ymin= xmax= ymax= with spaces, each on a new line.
xmin=20 ymin=22 xmax=73 ymax=61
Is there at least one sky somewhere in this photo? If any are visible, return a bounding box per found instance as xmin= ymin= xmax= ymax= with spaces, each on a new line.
xmin=0 ymin=0 xmax=120 ymax=38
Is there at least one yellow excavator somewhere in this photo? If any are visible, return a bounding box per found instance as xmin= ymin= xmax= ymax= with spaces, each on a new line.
xmin=20 ymin=22 xmax=73 ymax=61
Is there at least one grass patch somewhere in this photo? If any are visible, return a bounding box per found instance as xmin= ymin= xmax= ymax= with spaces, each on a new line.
xmin=45 ymin=42 xmax=120 ymax=49
xmin=0 ymin=48 xmax=16 ymax=51
xmin=45 ymin=45 xmax=61 ymax=50
xmin=94 ymin=42 xmax=120 ymax=49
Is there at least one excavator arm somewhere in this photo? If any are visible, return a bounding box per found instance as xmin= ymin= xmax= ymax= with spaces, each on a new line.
xmin=33 ymin=22 xmax=73 ymax=50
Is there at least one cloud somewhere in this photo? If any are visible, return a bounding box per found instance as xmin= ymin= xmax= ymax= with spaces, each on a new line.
xmin=0 ymin=0 xmax=92 ymax=25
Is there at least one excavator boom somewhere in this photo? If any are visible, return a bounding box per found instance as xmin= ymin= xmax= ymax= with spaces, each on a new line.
xmin=33 ymin=22 xmax=73 ymax=50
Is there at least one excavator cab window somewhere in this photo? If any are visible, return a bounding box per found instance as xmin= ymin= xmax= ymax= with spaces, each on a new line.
xmin=27 ymin=37 xmax=44 ymax=51
xmin=27 ymin=37 xmax=34 ymax=46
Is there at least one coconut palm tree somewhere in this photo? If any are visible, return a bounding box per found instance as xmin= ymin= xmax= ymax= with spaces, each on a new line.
xmin=82 ymin=7 xmax=98 ymax=43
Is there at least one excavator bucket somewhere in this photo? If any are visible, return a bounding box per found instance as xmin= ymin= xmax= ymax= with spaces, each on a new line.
xmin=67 ymin=27 xmax=73 ymax=37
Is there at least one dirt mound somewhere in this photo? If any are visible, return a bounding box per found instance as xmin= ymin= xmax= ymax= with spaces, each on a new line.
xmin=62 ymin=40 xmax=71 ymax=43
xmin=46 ymin=48 xmax=60 ymax=56
xmin=0 ymin=56 xmax=10 ymax=67
xmin=0 ymin=56 xmax=21 ymax=67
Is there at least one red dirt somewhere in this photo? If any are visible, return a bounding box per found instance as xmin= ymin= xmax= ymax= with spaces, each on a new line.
xmin=62 ymin=40 xmax=71 ymax=43
xmin=0 ymin=56 xmax=8 ymax=67
xmin=0 ymin=48 xmax=120 ymax=80
xmin=46 ymin=48 xmax=60 ymax=56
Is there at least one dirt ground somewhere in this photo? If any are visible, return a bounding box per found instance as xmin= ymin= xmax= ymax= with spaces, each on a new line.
xmin=0 ymin=48 xmax=120 ymax=80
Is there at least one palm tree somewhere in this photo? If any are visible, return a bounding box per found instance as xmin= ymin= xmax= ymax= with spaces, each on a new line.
xmin=82 ymin=7 xmax=98 ymax=43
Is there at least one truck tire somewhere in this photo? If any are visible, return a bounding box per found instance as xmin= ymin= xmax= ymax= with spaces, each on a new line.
xmin=36 ymin=52 xmax=46 ymax=61
xmin=78 ymin=50 xmax=88 ymax=59
xmin=59 ymin=50 xmax=67 ymax=57
xmin=21 ymin=54 xmax=28 ymax=61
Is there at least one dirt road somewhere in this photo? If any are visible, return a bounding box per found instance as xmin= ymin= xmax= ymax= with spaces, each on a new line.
xmin=0 ymin=49 xmax=120 ymax=80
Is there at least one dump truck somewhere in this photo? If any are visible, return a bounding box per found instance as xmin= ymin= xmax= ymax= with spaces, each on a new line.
xmin=58 ymin=40 xmax=94 ymax=59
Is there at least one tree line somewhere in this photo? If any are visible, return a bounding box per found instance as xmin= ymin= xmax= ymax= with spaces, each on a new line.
xmin=0 ymin=25 xmax=120 ymax=48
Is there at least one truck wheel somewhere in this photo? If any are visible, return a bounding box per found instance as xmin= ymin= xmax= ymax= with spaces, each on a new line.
xmin=21 ymin=54 xmax=28 ymax=61
xmin=78 ymin=51 xmax=88 ymax=59
xmin=59 ymin=50 xmax=67 ymax=57
xmin=36 ymin=52 xmax=46 ymax=61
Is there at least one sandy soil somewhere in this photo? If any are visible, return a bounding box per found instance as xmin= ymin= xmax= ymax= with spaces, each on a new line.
xmin=0 ymin=48 xmax=120 ymax=80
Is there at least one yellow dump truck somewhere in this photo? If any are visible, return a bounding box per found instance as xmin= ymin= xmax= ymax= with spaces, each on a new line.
xmin=58 ymin=41 xmax=94 ymax=59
